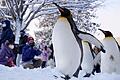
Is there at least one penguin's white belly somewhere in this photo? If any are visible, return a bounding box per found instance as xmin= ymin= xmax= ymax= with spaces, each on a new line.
xmin=52 ymin=17 xmax=81 ymax=77
xmin=101 ymin=38 xmax=120 ymax=74
xmin=81 ymin=41 xmax=94 ymax=73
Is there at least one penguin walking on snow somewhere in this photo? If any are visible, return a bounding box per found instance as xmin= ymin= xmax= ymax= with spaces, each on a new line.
xmin=52 ymin=3 xmax=105 ymax=79
xmin=52 ymin=3 xmax=82 ymax=79
xmin=81 ymin=41 xmax=95 ymax=77
xmin=92 ymin=46 xmax=102 ymax=73
xmin=75 ymin=30 xmax=105 ymax=77
xmin=99 ymin=29 xmax=120 ymax=74
xmin=81 ymin=39 xmax=105 ymax=77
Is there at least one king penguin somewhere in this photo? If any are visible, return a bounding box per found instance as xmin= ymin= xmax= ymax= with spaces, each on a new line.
xmin=81 ymin=41 xmax=95 ymax=77
xmin=99 ymin=29 xmax=120 ymax=74
xmin=52 ymin=3 xmax=106 ymax=79
xmin=81 ymin=39 xmax=105 ymax=77
xmin=93 ymin=46 xmax=102 ymax=73
xmin=77 ymin=31 xmax=105 ymax=52
xmin=52 ymin=3 xmax=82 ymax=79
xmin=76 ymin=30 xmax=106 ymax=77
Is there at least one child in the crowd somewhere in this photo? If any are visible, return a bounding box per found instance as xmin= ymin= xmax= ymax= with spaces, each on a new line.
xmin=0 ymin=40 xmax=15 ymax=67
xmin=41 ymin=45 xmax=52 ymax=68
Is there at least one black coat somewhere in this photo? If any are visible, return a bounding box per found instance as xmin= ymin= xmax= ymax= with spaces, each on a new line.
xmin=0 ymin=20 xmax=15 ymax=47
xmin=19 ymin=35 xmax=28 ymax=54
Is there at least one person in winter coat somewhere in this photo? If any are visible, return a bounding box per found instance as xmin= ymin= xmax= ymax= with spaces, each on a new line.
xmin=41 ymin=45 xmax=52 ymax=68
xmin=15 ymin=30 xmax=28 ymax=66
xmin=0 ymin=20 xmax=15 ymax=48
xmin=48 ymin=43 xmax=54 ymax=60
xmin=22 ymin=37 xmax=42 ymax=69
xmin=19 ymin=30 xmax=28 ymax=54
xmin=0 ymin=40 xmax=15 ymax=67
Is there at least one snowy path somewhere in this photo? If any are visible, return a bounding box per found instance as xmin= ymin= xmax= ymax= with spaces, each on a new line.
xmin=0 ymin=65 xmax=120 ymax=80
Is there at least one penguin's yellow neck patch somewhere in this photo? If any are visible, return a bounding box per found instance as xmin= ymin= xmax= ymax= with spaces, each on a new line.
xmin=58 ymin=16 xmax=67 ymax=19
xmin=55 ymin=16 xmax=71 ymax=29
xmin=58 ymin=17 xmax=68 ymax=22
xmin=104 ymin=37 xmax=113 ymax=41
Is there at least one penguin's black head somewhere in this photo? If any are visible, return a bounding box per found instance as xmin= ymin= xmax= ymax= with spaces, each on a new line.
xmin=98 ymin=29 xmax=113 ymax=37
xmin=53 ymin=2 xmax=71 ymax=18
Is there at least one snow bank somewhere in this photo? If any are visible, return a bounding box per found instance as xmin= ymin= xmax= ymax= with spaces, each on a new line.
xmin=0 ymin=65 xmax=120 ymax=80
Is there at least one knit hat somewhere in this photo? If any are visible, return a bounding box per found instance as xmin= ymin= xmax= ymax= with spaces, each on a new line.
xmin=5 ymin=40 xmax=14 ymax=46
xmin=27 ymin=37 xmax=34 ymax=42
xmin=1 ymin=20 xmax=10 ymax=28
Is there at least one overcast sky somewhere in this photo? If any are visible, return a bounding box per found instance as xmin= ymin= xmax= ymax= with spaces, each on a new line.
xmin=96 ymin=0 xmax=120 ymax=37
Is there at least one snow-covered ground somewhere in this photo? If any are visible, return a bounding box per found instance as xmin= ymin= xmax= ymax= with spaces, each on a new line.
xmin=0 ymin=65 xmax=120 ymax=80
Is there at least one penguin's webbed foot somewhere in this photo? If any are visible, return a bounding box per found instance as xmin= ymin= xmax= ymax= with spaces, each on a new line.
xmin=73 ymin=65 xmax=82 ymax=78
xmin=94 ymin=64 xmax=101 ymax=73
xmin=83 ymin=73 xmax=91 ymax=77
xmin=61 ymin=75 xmax=71 ymax=80
xmin=92 ymin=66 xmax=96 ymax=75
xmin=53 ymin=75 xmax=58 ymax=79
xmin=92 ymin=71 xmax=95 ymax=75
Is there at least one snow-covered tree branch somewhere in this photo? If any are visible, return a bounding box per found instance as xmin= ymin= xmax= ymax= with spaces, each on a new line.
xmin=34 ymin=0 xmax=104 ymax=45
xmin=23 ymin=0 xmax=45 ymax=30
xmin=0 ymin=0 xmax=104 ymax=45
xmin=0 ymin=0 xmax=47 ymax=44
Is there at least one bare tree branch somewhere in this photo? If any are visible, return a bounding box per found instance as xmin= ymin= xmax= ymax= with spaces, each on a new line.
xmin=22 ymin=0 xmax=45 ymax=30
xmin=0 ymin=7 xmax=11 ymax=20
xmin=0 ymin=9 xmax=6 ymax=19
xmin=14 ymin=0 xmax=20 ymax=16
xmin=21 ymin=0 xmax=34 ymax=18
xmin=21 ymin=5 xmax=29 ymax=18
xmin=5 ymin=0 xmax=16 ymax=20
xmin=23 ymin=1 xmax=45 ymax=5
xmin=24 ymin=10 xmax=33 ymax=22
xmin=18 ymin=0 xmax=24 ymax=14
xmin=33 ymin=11 xmax=58 ymax=19
xmin=0 ymin=8 xmax=14 ymax=19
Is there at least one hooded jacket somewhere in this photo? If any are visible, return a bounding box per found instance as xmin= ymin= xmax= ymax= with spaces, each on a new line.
xmin=0 ymin=20 xmax=15 ymax=46
xmin=22 ymin=43 xmax=41 ymax=62
xmin=0 ymin=43 xmax=15 ymax=65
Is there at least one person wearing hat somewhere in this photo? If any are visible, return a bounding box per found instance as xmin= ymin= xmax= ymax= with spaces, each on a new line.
xmin=14 ymin=30 xmax=28 ymax=66
xmin=0 ymin=20 xmax=15 ymax=48
xmin=19 ymin=30 xmax=28 ymax=50
xmin=22 ymin=37 xmax=42 ymax=69
xmin=0 ymin=40 xmax=15 ymax=67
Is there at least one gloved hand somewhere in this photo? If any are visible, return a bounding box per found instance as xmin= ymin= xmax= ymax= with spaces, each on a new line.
xmin=34 ymin=55 xmax=41 ymax=60
xmin=7 ymin=57 xmax=15 ymax=67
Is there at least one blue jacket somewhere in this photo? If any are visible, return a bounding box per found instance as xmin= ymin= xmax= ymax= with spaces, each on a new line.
xmin=22 ymin=44 xmax=41 ymax=62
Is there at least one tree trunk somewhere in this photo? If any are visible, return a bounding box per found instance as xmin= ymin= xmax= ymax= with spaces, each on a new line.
xmin=15 ymin=17 xmax=22 ymax=67
xmin=15 ymin=17 xmax=22 ymax=44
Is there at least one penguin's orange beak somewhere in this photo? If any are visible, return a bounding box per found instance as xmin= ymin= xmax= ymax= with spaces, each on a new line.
xmin=53 ymin=2 xmax=64 ymax=13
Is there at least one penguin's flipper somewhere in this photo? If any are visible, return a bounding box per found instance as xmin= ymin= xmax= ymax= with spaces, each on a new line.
xmin=78 ymin=32 xmax=105 ymax=53
xmin=83 ymin=73 xmax=91 ymax=77
xmin=114 ymin=38 xmax=120 ymax=52
xmin=61 ymin=75 xmax=71 ymax=80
